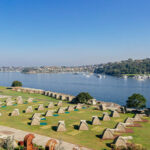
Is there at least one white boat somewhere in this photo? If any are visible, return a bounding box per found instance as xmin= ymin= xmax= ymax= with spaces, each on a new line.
xmin=135 ymin=75 xmax=145 ymax=81
xmin=123 ymin=75 xmax=128 ymax=79
xmin=85 ymin=75 xmax=90 ymax=78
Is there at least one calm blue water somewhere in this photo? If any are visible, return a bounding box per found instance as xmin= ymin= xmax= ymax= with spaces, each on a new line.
xmin=0 ymin=72 xmax=150 ymax=107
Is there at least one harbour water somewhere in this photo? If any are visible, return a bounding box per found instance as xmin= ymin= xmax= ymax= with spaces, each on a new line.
xmin=0 ymin=72 xmax=150 ymax=107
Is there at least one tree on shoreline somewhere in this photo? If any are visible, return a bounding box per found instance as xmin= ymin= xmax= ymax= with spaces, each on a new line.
xmin=11 ymin=81 xmax=22 ymax=87
xmin=126 ymin=93 xmax=146 ymax=109
xmin=75 ymin=92 xmax=93 ymax=104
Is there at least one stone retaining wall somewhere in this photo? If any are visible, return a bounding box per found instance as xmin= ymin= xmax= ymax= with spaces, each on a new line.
xmin=11 ymin=87 xmax=75 ymax=102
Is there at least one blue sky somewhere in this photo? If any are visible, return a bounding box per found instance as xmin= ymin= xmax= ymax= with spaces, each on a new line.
xmin=0 ymin=0 xmax=150 ymax=66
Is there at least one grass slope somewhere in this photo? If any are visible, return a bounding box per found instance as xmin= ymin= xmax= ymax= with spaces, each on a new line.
xmin=0 ymin=86 xmax=149 ymax=150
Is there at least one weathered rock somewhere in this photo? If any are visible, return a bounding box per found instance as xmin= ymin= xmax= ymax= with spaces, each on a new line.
xmin=57 ymin=101 xmax=62 ymax=107
xmin=101 ymin=128 xmax=114 ymax=140
xmin=11 ymin=109 xmax=20 ymax=116
xmin=26 ymin=106 xmax=33 ymax=113
xmin=111 ymin=110 xmax=120 ymax=118
xmin=57 ymin=107 xmax=64 ymax=114
xmin=31 ymin=118 xmax=40 ymax=126
xmin=124 ymin=117 xmax=134 ymax=125
xmin=45 ymin=110 xmax=53 ymax=117
xmin=6 ymin=101 xmax=13 ymax=106
xmin=37 ymin=104 xmax=44 ymax=111
xmin=6 ymin=97 xmax=12 ymax=103
xmin=57 ymin=121 xmax=66 ymax=132
xmin=133 ymin=114 xmax=142 ymax=122
xmin=59 ymin=95 xmax=66 ymax=100
xmin=115 ymin=122 xmax=126 ymax=132
xmin=32 ymin=113 xmax=41 ymax=119
xmin=75 ymin=103 xmax=82 ymax=109
xmin=113 ymin=136 xmax=127 ymax=149
xmin=27 ymin=98 xmax=33 ymax=103
xmin=99 ymin=104 xmax=107 ymax=111
xmin=92 ymin=116 xmax=101 ymax=125
xmin=102 ymin=113 xmax=111 ymax=121
xmin=48 ymin=102 xmax=54 ymax=108
xmin=16 ymin=96 xmax=23 ymax=104
xmin=66 ymin=105 xmax=74 ymax=111
xmin=79 ymin=120 xmax=88 ymax=131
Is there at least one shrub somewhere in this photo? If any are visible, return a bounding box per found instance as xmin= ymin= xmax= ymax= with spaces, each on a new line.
xmin=126 ymin=93 xmax=146 ymax=109
xmin=11 ymin=81 xmax=22 ymax=87
xmin=75 ymin=92 xmax=93 ymax=104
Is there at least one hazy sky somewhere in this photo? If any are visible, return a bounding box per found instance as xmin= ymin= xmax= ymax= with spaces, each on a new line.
xmin=0 ymin=0 xmax=150 ymax=66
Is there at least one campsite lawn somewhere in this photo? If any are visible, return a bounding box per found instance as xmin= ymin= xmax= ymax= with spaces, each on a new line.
xmin=0 ymin=86 xmax=150 ymax=150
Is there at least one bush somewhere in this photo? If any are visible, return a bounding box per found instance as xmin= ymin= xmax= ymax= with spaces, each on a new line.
xmin=75 ymin=92 xmax=93 ymax=104
xmin=126 ymin=93 xmax=146 ymax=109
xmin=11 ymin=81 xmax=22 ymax=87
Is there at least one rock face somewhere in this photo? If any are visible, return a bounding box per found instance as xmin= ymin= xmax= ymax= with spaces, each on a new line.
xmin=57 ymin=107 xmax=64 ymax=114
xmin=26 ymin=106 xmax=33 ymax=113
xmin=48 ymin=102 xmax=54 ymax=108
xmin=67 ymin=105 xmax=74 ymax=111
xmin=57 ymin=121 xmax=66 ymax=132
xmin=102 ymin=113 xmax=111 ymax=121
xmin=92 ymin=116 xmax=101 ymax=125
xmin=57 ymin=101 xmax=62 ymax=107
xmin=111 ymin=110 xmax=120 ymax=118
xmin=16 ymin=96 xmax=23 ymax=104
xmin=45 ymin=110 xmax=53 ymax=117
xmin=24 ymin=134 xmax=35 ymax=150
xmin=11 ymin=109 xmax=20 ymax=116
xmin=114 ymin=136 xmax=127 ymax=149
xmin=79 ymin=120 xmax=88 ymax=131
xmin=37 ymin=104 xmax=44 ymax=111
xmin=101 ymin=128 xmax=114 ymax=140
xmin=115 ymin=123 xmax=126 ymax=132
xmin=27 ymin=98 xmax=33 ymax=103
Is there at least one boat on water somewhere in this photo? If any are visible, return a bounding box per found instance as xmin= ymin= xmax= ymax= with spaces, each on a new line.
xmin=123 ymin=75 xmax=128 ymax=79
xmin=73 ymin=72 xmax=80 ymax=75
xmin=134 ymin=75 xmax=146 ymax=81
xmin=96 ymin=74 xmax=102 ymax=79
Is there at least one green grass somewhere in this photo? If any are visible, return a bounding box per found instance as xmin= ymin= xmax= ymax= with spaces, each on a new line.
xmin=0 ymin=86 xmax=150 ymax=150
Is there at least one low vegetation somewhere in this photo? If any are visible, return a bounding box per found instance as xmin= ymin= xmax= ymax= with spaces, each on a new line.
xmin=11 ymin=81 xmax=22 ymax=87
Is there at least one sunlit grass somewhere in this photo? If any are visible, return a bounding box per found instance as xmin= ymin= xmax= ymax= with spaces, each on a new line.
xmin=0 ymin=86 xmax=149 ymax=150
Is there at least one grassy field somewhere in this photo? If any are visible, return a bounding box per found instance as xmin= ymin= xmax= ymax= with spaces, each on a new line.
xmin=0 ymin=86 xmax=149 ymax=150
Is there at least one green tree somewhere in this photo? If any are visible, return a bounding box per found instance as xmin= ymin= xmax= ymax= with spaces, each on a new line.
xmin=75 ymin=92 xmax=93 ymax=104
xmin=11 ymin=81 xmax=22 ymax=87
xmin=126 ymin=93 xmax=146 ymax=109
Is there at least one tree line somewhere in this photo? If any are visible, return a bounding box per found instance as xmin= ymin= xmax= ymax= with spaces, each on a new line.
xmin=94 ymin=58 xmax=150 ymax=76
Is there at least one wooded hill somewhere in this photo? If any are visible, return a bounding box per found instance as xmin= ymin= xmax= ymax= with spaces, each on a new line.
xmin=94 ymin=58 xmax=150 ymax=76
